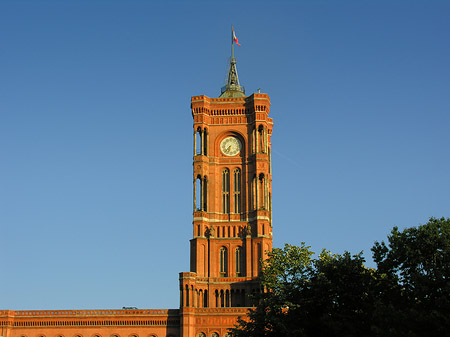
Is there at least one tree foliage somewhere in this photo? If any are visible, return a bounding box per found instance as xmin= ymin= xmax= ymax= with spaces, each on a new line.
xmin=372 ymin=217 xmax=450 ymax=336
xmin=230 ymin=217 xmax=450 ymax=337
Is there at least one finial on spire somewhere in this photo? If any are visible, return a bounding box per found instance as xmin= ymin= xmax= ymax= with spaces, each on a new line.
xmin=220 ymin=26 xmax=245 ymax=98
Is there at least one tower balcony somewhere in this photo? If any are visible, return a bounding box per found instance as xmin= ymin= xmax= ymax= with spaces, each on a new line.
xmin=193 ymin=210 xmax=208 ymax=219
xmin=250 ymin=208 xmax=270 ymax=220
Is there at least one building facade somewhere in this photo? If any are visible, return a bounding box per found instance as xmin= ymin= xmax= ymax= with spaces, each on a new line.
xmin=1 ymin=46 xmax=273 ymax=337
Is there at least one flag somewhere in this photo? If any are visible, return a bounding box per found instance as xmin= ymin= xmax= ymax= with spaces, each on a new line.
xmin=232 ymin=27 xmax=241 ymax=46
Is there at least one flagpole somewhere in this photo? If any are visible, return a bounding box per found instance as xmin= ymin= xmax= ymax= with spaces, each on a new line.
xmin=231 ymin=25 xmax=235 ymax=59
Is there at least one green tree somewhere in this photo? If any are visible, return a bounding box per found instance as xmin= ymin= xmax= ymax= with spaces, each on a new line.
xmin=231 ymin=243 xmax=314 ymax=337
xmin=300 ymin=250 xmax=380 ymax=337
xmin=230 ymin=217 xmax=450 ymax=337
xmin=230 ymin=244 xmax=381 ymax=337
xmin=372 ymin=217 xmax=450 ymax=336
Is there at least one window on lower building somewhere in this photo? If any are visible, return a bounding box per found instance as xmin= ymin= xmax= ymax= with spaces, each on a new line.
xmin=235 ymin=246 xmax=243 ymax=276
xmin=219 ymin=246 xmax=228 ymax=277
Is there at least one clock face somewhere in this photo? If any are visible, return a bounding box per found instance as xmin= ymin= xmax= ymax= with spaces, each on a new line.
xmin=220 ymin=137 xmax=242 ymax=156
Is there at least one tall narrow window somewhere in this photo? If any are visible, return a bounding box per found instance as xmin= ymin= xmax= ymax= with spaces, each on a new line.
xmin=258 ymin=125 xmax=265 ymax=153
xmin=195 ymin=176 xmax=207 ymax=212
xmin=203 ymin=129 xmax=208 ymax=156
xmin=219 ymin=247 xmax=228 ymax=277
xmin=186 ymin=284 xmax=190 ymax=307
xmin=195 ymin=176 xmax=201 ymax=211
xmin=252 ymin=127 xmax=256 ymax=154
xmin=196 ymin=128 xmax=202 ymax=155
xmin=257 ymin=243 xmax=262 ymax=272
xmin=202 ymin=176 xmax=208 ymax=211
xmin=252 ymin=175 xmax=257 ymax=210
xmin=204 ymin=289 xmax=208 ymax=307
xmin=233 ymin=168 xmax=241 ymax=213
xmin=220 ymin=290 xmax=225 ymax=307
xmin=259 ymin=173 xmax=265 ymax=209
xmin=215 ymin=290 xmax=219 ymax=307
xmin=235 ymin=246 xmax=243 ymax=277
xmin=222 ymin=169 xmax=230 ymax=214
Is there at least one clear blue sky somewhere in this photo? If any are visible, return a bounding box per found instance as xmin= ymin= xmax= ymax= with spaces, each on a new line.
xmin=1 ymin=0 xmax=449 ymax=310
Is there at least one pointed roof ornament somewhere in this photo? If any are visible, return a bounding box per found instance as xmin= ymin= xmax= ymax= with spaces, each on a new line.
xmin=220 ymin=26 xmax=245 ymax=98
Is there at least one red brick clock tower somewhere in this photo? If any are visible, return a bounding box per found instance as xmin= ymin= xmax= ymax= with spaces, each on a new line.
xmin=179 ymin=39 xmax=274 ymax=337
xmin=0 ymin=31 xmax=274 ymax=337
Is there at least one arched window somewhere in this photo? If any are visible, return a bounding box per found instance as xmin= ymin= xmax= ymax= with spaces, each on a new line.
xmin=195 ymin=127 xmax=202 ymax=155
xmin=194 ymin=175 xmax=207 ymax=211
xmin=194 ymin=127 xmax=207 ymax=155
xmin=257 ymin=243 xmax=262 ymax=272
xmin=222 ymin=169 xmax=230 ymax=214
xmin=195 ymin=175 xmax=201 ymax=211
xmin=203 ymin=128 xmax=208 ymax=155
xmin=185 ymin=284 xmax=190 ymax=307
xmin=215 ymin=290 xmax=219 ymax=307
xmin=258 ymin=125 xmax=265 ymax=153
xmin=259 ymin=173 xmax=265 ymax=209
xmin=252 ymin=175 xmax=257 ymax=210
xmin=235 ymin=246 xmax=243 ymax=277
xmin=198 ymin=289 xmax=203 ymax=308
xmin=220 ymin=289 xmax=225 ymax=307
xmin=203 ymin=176 xmax=208 ymax=211
xmin=233 ymin=168 xmax=241 ymax=213
xmin=219 ymin=246 xmax=228 ymax=277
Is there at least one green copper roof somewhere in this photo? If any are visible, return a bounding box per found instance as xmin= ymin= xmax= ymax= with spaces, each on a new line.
xmin=219 ymin=56 xmax=245 ymax=98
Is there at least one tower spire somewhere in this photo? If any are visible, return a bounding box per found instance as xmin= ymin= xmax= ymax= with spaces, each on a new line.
xmin=220 ymin=26 xmax=245 ymax=97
